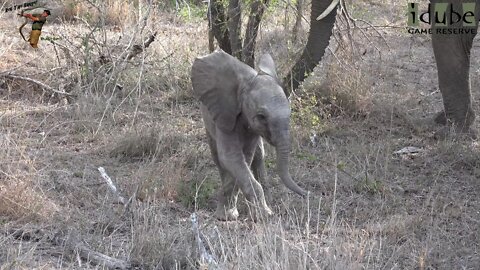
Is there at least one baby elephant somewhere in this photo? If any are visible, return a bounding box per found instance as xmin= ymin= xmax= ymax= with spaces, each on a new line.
xmin=191 ymin=50 xmax=307 ymax=220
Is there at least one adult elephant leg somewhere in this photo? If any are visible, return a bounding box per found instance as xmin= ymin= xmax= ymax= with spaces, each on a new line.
xmin=432 ymin=31 xmax=476 ymax=135
xmin=431 ymin=0 xmax=478 ymax=138
xmin=207 ymin=133 xmax=239 ymax=220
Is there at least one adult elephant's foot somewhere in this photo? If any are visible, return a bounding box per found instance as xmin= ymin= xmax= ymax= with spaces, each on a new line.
xmin=434 ymin=110 xmax=476 ymax=127
xmin=432 ymin=111 xmax=477 ymax=140
xmin=215 ymin=206 xmax=239 ymax=221
xmin=434 ymin=111 xmax=447 ymax=125
xmin=433 ymin=126 xmax=478 ymax=140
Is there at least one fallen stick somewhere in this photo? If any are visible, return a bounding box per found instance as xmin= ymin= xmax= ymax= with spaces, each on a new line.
xmin=98 ymin=167 xmax=127 ymax=205
xmin=75 ymin=242 xmax=131 ymax=269
xmin=7 ymin=228 xmax=133 ymax=269
xmin=190 ymin=213 xmax=218 ymax=269
xmin=2 ymin=74 xmax=73 ymax=96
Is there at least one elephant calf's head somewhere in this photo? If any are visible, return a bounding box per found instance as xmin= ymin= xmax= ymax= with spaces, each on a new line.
xmin=242 ymin=56 xmax=291 ymax=147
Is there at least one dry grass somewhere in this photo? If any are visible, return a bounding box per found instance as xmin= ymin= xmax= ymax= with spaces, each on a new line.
xmin=0 ymin=0 xmax=479 ymax=269
xmin=313 ymin=61 xmax=373 ymax=117
xmin=0 ymin=177 xmax=58 ymax=221
xmin=59 ymin=0 xmax=137 ymax=26
xmin=0 ymin=115 xmax=59 ymax=222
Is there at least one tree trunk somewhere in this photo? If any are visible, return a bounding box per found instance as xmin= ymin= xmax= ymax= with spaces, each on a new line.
xmin=227 ymin=0 xmax=242 ymax=59
xmin=283 ymin=0 xmax=338 ymax=95
xmin=292 ymin=0 xmax=304 ymax=42
xmin=208 ymin=29 xmax=215 ymax=52
xmin=208 ymin=0 xmax=269 ymax=68
xmin=209 ymin=0 xmax=232 ymax=54
xmin=243 ymin=0 xmax=269 ymax=67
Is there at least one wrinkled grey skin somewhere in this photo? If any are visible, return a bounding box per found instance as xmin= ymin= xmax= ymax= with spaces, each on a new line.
xmin=431 ymin=0 xmax=478 ymax=138
xmin=191 ymin=50 xmax=307 ymax=220
xmin=285 ymin=0 xmax=338 ymax=92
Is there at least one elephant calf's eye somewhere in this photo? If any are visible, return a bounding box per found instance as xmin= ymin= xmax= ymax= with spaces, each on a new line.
xmin=255 ymin=114 xmax=267 ymax=123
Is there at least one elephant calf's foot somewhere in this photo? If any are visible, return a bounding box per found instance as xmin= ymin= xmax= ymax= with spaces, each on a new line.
xmin=246 ymin=203 xmax=273 ymax=222
xmin=433 ymin=126 xmax=478 ymax=140
xmin=215 ymin=207 xmax=239 ymax=221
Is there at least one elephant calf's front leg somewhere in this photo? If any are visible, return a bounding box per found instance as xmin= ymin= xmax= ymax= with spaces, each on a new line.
xmin=216 ymin=140 xmax=272 ymax=218
xmin=221 ymin=157 xmax=273 ymax=218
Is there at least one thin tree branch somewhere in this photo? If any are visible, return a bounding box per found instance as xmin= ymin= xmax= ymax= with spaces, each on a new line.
xmin=7 ymin=228 xmax=134 ymax=270
xmin=2 ymin=74 xmax=73 ymax=96
xmin=125 ymin=31 xmax=157 ymax=61
xmin=98 ymin=167 xmax=127 ymax=205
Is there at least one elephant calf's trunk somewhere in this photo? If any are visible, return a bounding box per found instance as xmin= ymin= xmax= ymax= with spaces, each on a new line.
xmin=276 ymin=145 xmax=308 ymax=197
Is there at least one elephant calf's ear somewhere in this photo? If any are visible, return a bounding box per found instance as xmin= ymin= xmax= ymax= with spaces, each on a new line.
xmin=191 ymin=51 xmax=245 ymax=131
xmin=258 ymin=53 xmax=278 ymax=79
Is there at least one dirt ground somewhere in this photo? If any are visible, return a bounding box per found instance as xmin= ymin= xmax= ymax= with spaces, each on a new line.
xmin=0 ymin=1 xmax=479 ymax=269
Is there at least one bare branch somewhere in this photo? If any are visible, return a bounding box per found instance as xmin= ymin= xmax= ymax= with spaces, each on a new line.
xmin=7 ymin=228 xmax=133 ymax=270
xmin=98 ymin=167 xmax=127 ymax=205
xmin=338 ymin=0 xmax=389 ymax=52
xmin=2 ymin=73 xmax=73 ymax=96
xmin=74 ymin=242 xmax=132 ymax=270
xmin=191 ymin=213 xmax=218 ymax=269
xmin=125 ymin=32 xmax=158 ymax=61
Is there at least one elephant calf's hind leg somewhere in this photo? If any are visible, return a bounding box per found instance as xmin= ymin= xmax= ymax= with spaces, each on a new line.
xmin=251 ymin=142 xmax=272 ymax=202
xmin=222 ymin=157 xmax=273 ymax=219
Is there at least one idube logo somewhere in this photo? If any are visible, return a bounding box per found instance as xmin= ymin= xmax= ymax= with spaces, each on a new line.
xmin=407 ymin=3 xmax=478 ymax=34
